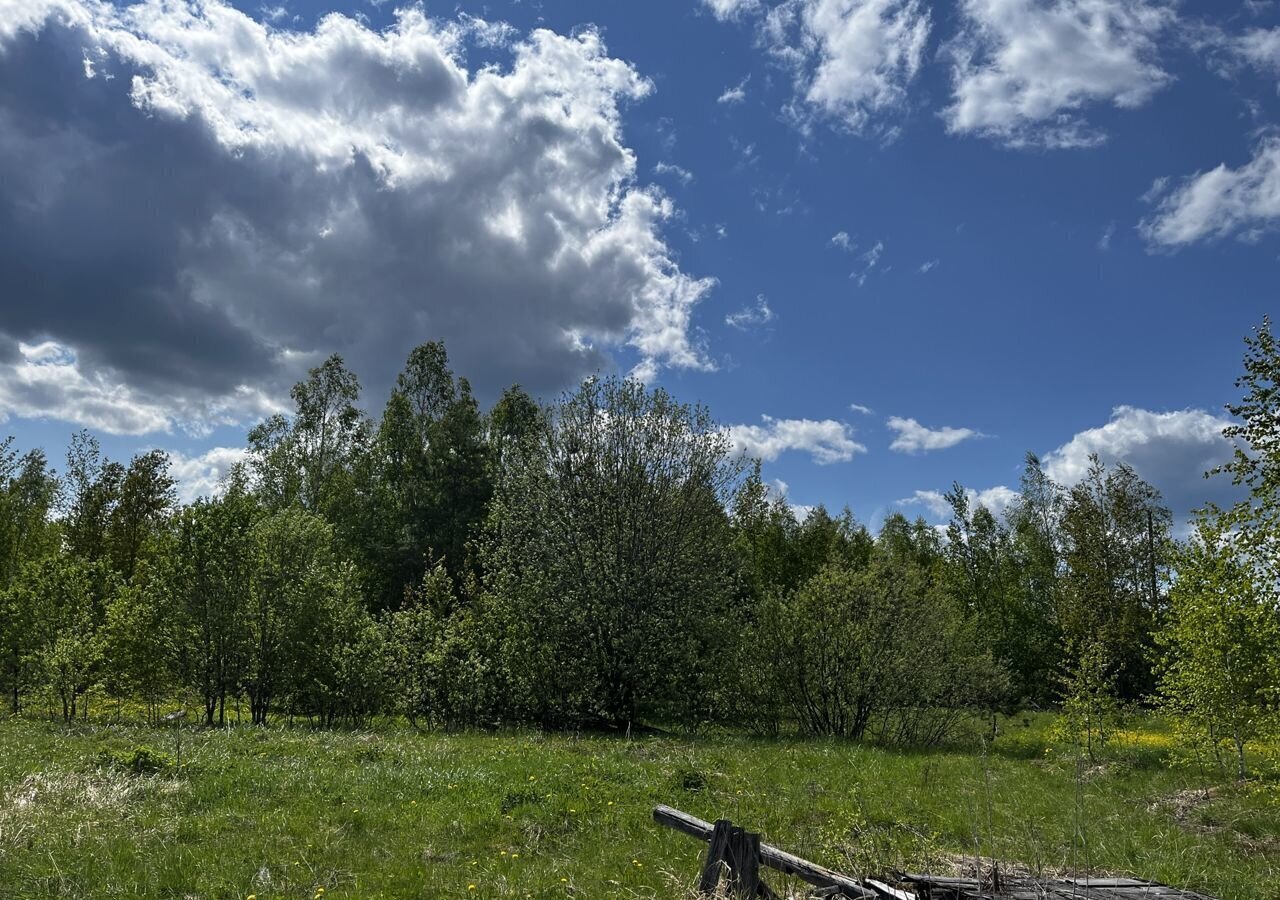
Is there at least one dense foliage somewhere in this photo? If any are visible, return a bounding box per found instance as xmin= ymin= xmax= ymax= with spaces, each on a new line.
xmin=1 ymin=327 xmax=1278 ymax=763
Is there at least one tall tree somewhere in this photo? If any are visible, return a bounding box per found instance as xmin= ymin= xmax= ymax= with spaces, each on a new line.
xmin=248 ymin=354 xmax=368 ymax=516
xmin=107 ymin=449 xmax=177 ymax=582
xmin=357 ymin=342 xmax=493 ymax=609
xmin=62 ymin=430 xmax=124 ymax=565
xmin=103 ymin=564 xmax=177 ymax=725
xmin=1004 ymin=453 xmax=1066 ymax=703
xmin=945 ymin=481 xmax=1056 ymax=703
xmin=1059 ymin=455 xmax=1171 ymax=702
xmin=19 ymin=555 xmax=116 ymax=721
xmin=482 ymin=375 xmax=745 ymax=727
xmin=246 ymin=507 xmax=338 ymax=725
xmin=0 ymin=444 xmax=60 ymax=712
xmin=1216 ymin=316 xmax=1280 ymax=579
xmin=169 ymin=493 xmax=257 ymax=726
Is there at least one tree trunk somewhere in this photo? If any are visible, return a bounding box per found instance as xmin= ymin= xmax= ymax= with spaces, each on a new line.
xmin=1234 ymin=732 xmax=1248 ymax=780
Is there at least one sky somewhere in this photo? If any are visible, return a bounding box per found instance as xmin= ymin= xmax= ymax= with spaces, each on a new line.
xmin=0 ymin=0 xmax=1276 ymax=528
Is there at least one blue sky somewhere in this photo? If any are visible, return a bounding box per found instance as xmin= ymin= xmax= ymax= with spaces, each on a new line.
xmin=1 ymin=0 xmax=1276 ymax=526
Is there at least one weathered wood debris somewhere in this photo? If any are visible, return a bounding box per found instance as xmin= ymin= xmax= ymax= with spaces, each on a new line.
xmin=652 ymin=805 xmax=1219 ymax=900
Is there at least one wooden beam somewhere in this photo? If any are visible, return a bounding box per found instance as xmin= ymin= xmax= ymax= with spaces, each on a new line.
xmin=654 ymin=805 xmax=877 ymax=899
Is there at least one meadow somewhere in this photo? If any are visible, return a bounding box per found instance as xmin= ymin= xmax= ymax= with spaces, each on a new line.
xmin=0 ymin=714 xmax=1277 ymax=899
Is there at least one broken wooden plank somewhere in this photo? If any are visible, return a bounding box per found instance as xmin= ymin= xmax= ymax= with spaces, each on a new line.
xmin=654 ymin=805 xmax=877 ymax=899
xmin=865 ymin=877 xmax=917 ymax=900
xmin=896 ymin=871 xmax=1219 ymax=900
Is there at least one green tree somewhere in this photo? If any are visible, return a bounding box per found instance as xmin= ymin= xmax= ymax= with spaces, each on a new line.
xmin=1157 ymin=513 xmax=1280 ymax=778
xmin=246 ymin=507 xmax=338 ymax=725
xmin=0 ymin=444 xmax=60 ymax=713
xmin=1004 ymin=453 xmax=1066 ymax=703
xmin=487 ymin=384 xmax=542 ymax=473
xmin=293 ymin=561 xmax=385 ymax=726
xmin=102 ymin=557 xmax=177 ymax=725
xmin=768 ymin=524 xmax=1002 ymax=745
xmin=106 ymin=449 xmax=177 ymax=583
xmin=384 ymin=561 xmax=492 ymax=728
xmin=1059 ymin=455 xmax=1170 ymax=702
xmin=62 ymin=430 xmax=124 ymax=565
xmin=18 ymin=555 xmax=115 ymax=721
xmin=1215 ymin=316 xmax=1280 ymax=577
xmin=1055 ymin=638 xmax=1121 ymax=762
xmin=248 ymin=355 xmax=368 ymax=516
xmin=169 ymin=494 xmax=256 ymax=726
xmin=945 ymin=482 xmax=1060 ymax=705
xmin=356 ymin=343 xmax=495 ymax=610
xmin=482 ymin=375 xmax=745 ymax=728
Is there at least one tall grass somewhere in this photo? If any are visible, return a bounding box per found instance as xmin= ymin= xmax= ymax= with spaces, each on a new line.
xmin=0 ymin=713 xmax=1274 ymax=898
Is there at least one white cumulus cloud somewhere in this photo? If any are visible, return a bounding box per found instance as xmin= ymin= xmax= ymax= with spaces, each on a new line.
xmin=703 ymin=0 xmax=761 ymax=21
xmin=167 ymin=446 xmax=249 ymax=503
xmin=1044 ymin=407 xmax=1233 ymax=491
xmin=0 ymin=0 xmax=717 ymax=433
xmin=1042 ymin=405 xmax=1237 ymax=516
xmin=945 ymin=0 xmax=1174 ymax=148
xmin=1141 ymin=136 xmax=1280 ymax=246
xmin=729 ymin=415 xmax=867 ymax=464
xmin=0 ymin=341 xmax=280 ymax=436
xmin=765 ymin=0 xmax=931 ymax=135
xmin=903 ymin=485 xmax=1020 ymax=520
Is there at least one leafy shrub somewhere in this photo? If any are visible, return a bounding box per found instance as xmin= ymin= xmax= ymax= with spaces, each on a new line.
xmin=674 ymin=767 xmax=708 ymax=792
xmin=98 ymin=745 xmax=175 ymax=775
xmin=500 ymin=789 xmax=545 ymax=813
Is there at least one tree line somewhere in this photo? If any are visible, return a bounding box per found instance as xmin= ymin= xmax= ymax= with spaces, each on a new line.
xmin=1 ymin=327 xmax=1277 ymax=769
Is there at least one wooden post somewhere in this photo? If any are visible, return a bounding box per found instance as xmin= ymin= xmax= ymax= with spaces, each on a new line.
xmin=727 ymin=828 xmax=761 ymax=897
xmin=695 ymin=819 xmax=769 ymax=898
xmin=699 ymin=819 xmax=733 ymax=893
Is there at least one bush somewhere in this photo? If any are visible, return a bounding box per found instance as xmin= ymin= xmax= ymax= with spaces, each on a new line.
xmin=97 ymin=745 xmax=175 ymax=775
xmin=763 ymin=546 xmax=1005 ymax=747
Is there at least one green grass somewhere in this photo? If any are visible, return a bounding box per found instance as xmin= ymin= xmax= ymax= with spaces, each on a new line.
xmin=0 ymin=713 xmax=1276 ymax=899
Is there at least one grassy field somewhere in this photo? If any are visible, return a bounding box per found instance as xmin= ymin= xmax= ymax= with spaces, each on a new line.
xmin=0 ymin=714 xmax=1277 ymax=899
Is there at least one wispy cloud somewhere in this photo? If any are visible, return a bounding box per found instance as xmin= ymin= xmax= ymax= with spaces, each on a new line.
xmin=852 ymin=240 xmax=884 ymax=286
xmin=725 ymin=294 xmax=776 ymax=330
xmin=1098 ymin=221 xmax=1117 ymax=250
xmin=653 ymin=161 xmax=694 ymax=184
xmin=718 ymin=75 xmax=750 ymax=104
xmin=887 ymin=415 xmax=983 ymax=453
